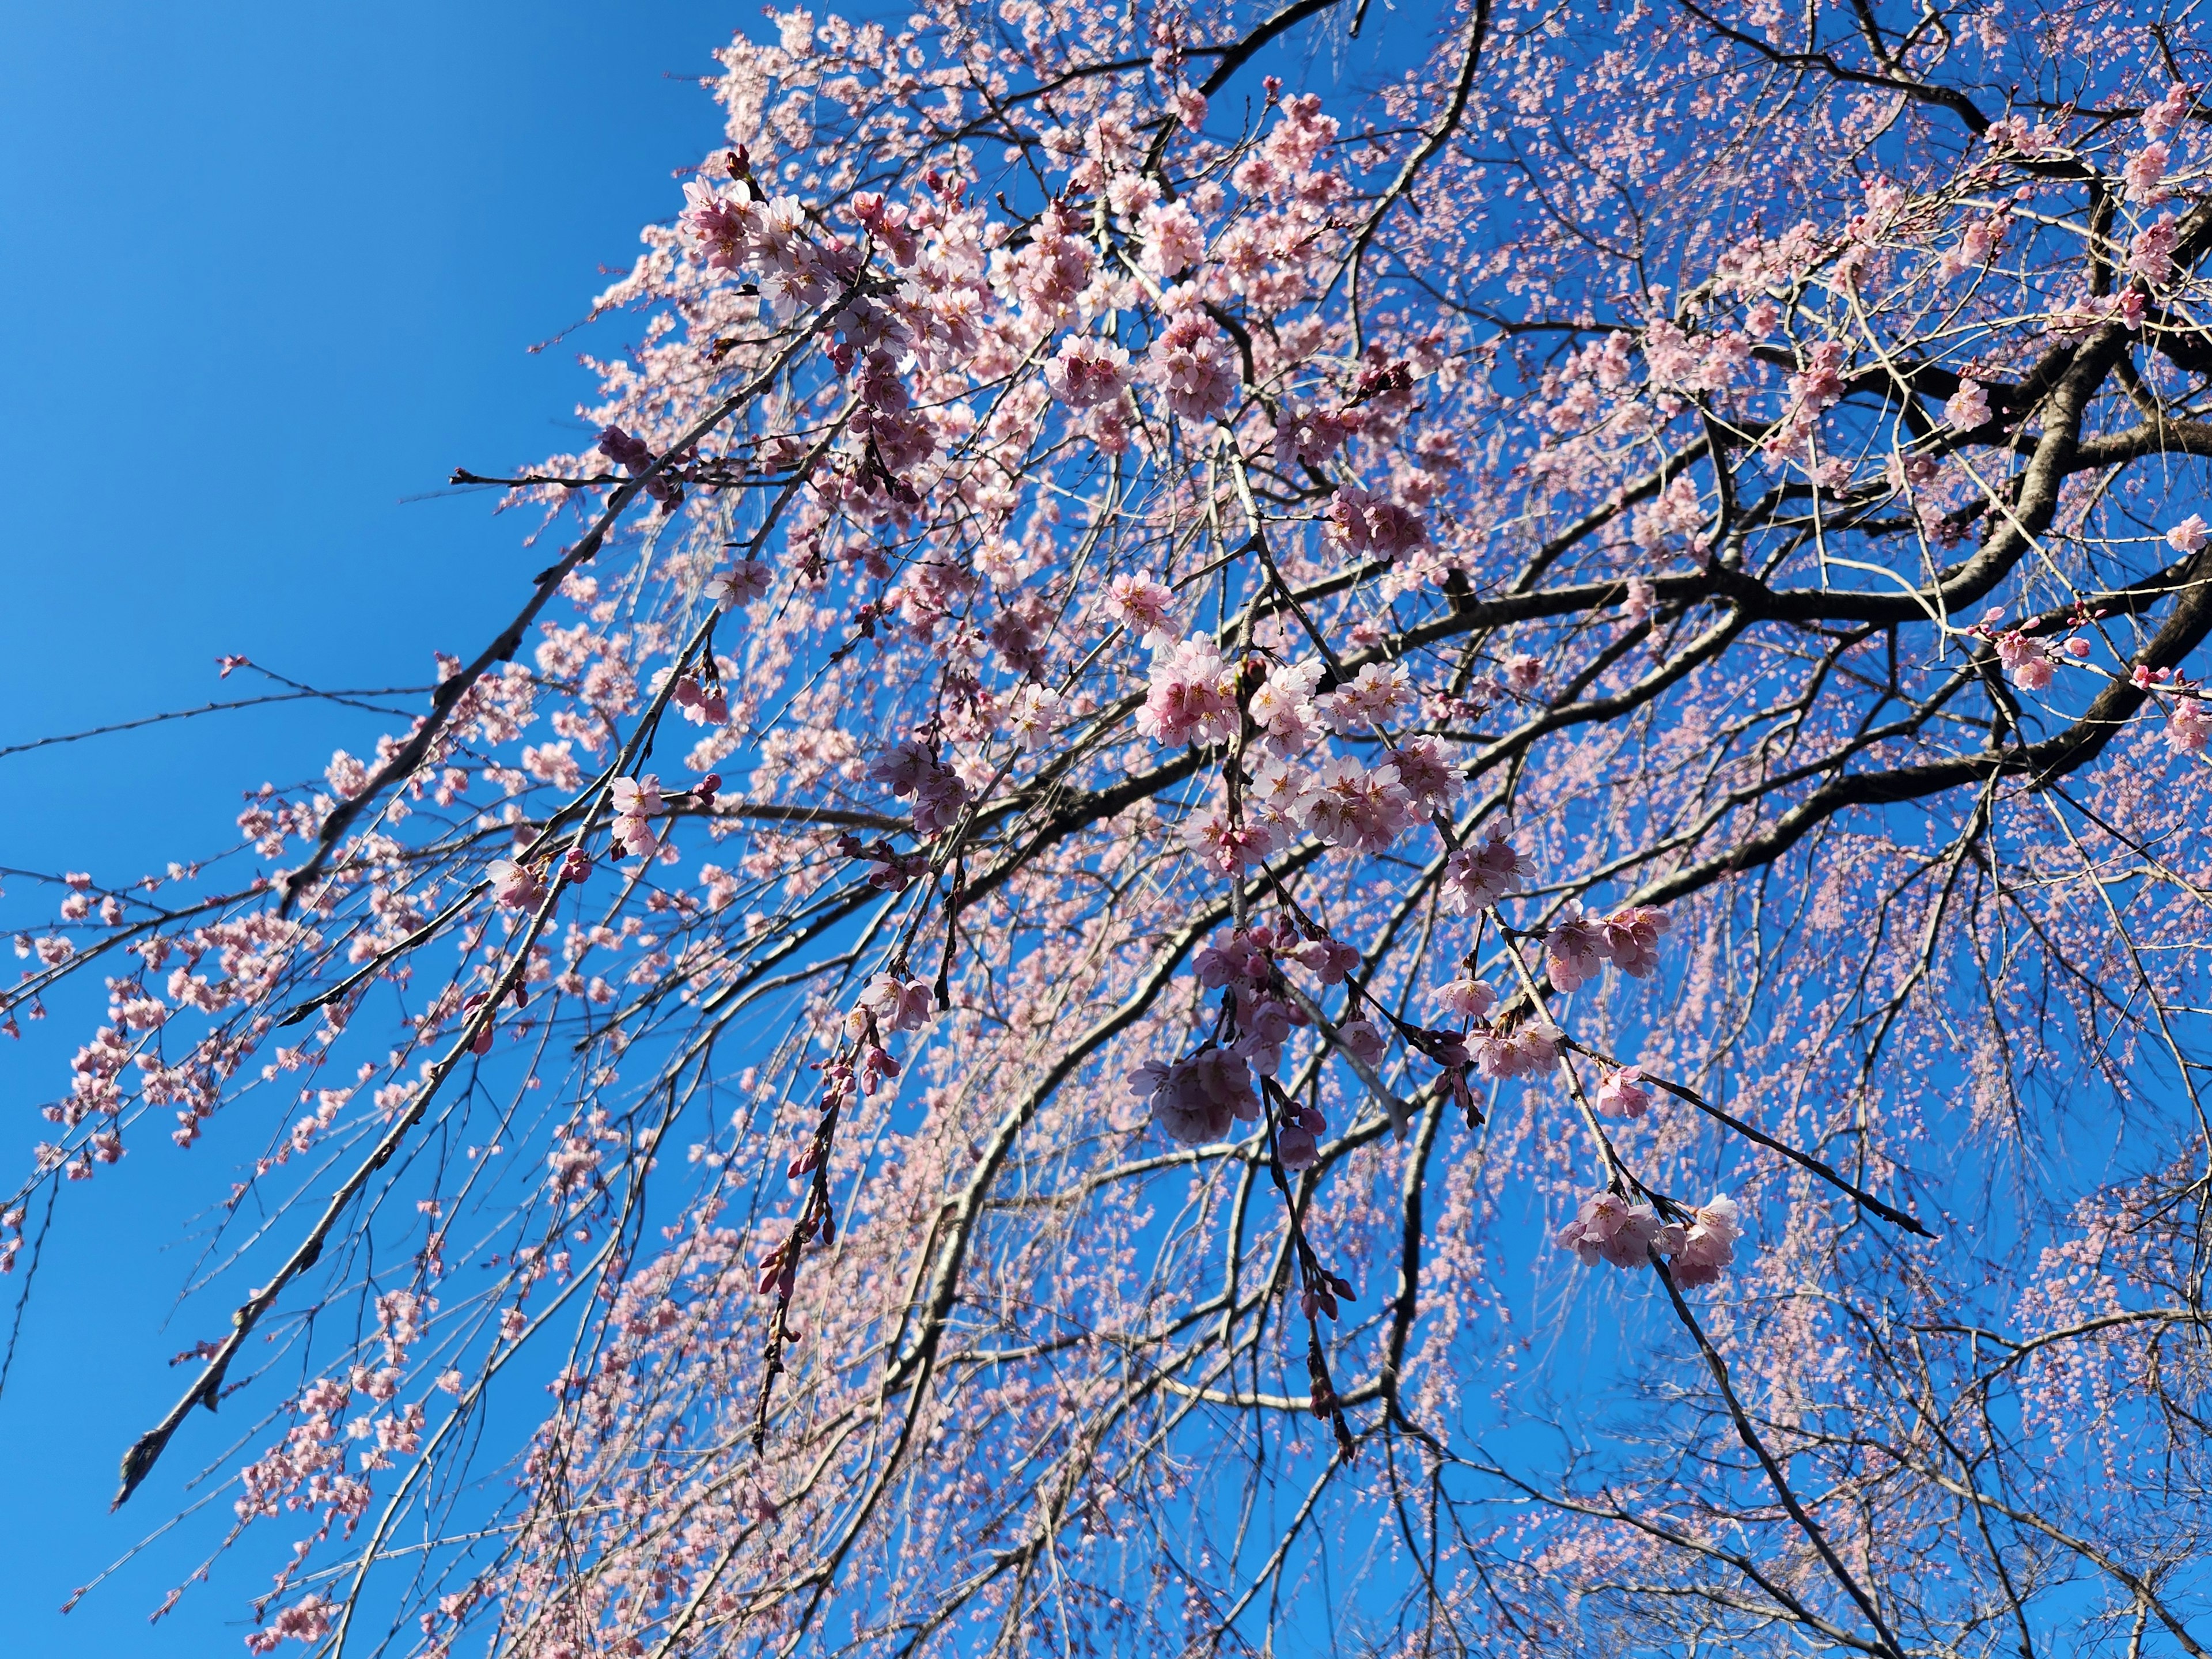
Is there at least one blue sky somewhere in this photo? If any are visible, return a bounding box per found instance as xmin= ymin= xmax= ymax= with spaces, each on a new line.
xmin=0 ymin=4 xmax=727 ymax=1649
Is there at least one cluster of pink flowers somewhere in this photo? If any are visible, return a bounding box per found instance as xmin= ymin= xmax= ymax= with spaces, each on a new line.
xmin=1994 ymin=630 xmax=2062 ymax=691
xmin=1441 ymin=824 xmax=1528 ymax=914
xmin=596 ymin=425 xmax=680 ymax=509
xmin=611 ymin=774 xmax=664 ymax=858
xmin=1274 ymin=1092 xmax=1328 ymax=1172
xmin=2144 ymin=80 xmax=2196 ymax=140
xmin=1181 ymin=793 xmax=1282 ymax=872
xmin=1324 ymin=486 xmax=1426 ymax=560
xmin=1137 ymin=635 xmax=1240 ymax=747
xmin=2131 ymin=216 xmax=2180 ymax=285
xmin=1594 ymin=1066 xmax=1654 ymax=1119
xmin=1321 ymin=662 xmax=1416 ymax=733
xmin=856 ymin=975 xmax=934 ymax=1034
xmin=678 ymin=173 xmax=829 ymax=321
xmin=1545 ymin=903 xmax=1671 ymax=991
xmin=1555 ymin=1191 xmax=1742 ymax=1283
xmin=1248 ymin=660 xmax=1325 ymax=753
xmin=1101 ymin=571 xmax=1175 ymax=637
xmin=1136 ymin=199 xmax=1207 ymax=278
xmin=1045 ymin=335 xmax=1132 ymax=408
xmin=999 ymin=199 xmax=1094 ymax=320
xmin=2165 ymin=687 xmax=2212 ymax=752
xmin=1296 ymin=755 xmax=1416 ymax=853
xmin=1469 ymin=1021 xmax=1562 ymax=1081
xmin=487 ymin=858 xmax=546 ymax=912
xmin=866 ymin=741 xmax=967 ymax=836
xmin=245 ymin=1593 xmax=335 ymax=1653
xmin=1130 ymin=1049 xmax=1260 ymax=1145
xmin=1195 ymin=923 xmax=1358 ymax=991
xmin=672 ymin=674 xmax=729 ymax=725
xmin=2123 ymin=141 xmax=2172 ymax=204
xmin=706 ymin=559 xmax=772 ymax=611
xmin=1274 ymin=404 xmax=1365 ymax=468
xmin=1433 ymin=977 xmax=1497 ymax=1021
xmin=1944 ymin=381 xmax=1993 ymax=431
xmin=1145 ymin=296 xmax=1238 ymax=421
xmin=1632 ymin=474 xmax=1707 ymax=550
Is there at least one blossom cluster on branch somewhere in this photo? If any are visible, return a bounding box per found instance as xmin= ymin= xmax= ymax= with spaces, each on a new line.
xmin=9 ymin=0 xmax=2212 ymax=1654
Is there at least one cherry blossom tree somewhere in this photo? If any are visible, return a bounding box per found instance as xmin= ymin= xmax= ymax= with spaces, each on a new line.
xmin=10 ymin=0 xmax=2212 ymax=1653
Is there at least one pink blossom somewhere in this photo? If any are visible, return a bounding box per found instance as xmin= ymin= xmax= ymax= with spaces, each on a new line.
xmin=1182 ymin=797 xmax=1282 ymax=872
xmin=1003 ymin=201 xmax=1096 ymax=319
xmin=1995 ymin=631 xmax=2058 ymax=691
xmin=1945 ymin=380 xmax=1991 ymax=431
xmin=858 ymin=975 xmax=934 ymax=1033
xmin=2168 ymin=692 xmax=2212 ymax=752
xmin=1546 ymin=909 xmax=1608 ymax=993
xmin=1291 ymin=937 xmax=1362 ymax=984
xmin=2167 ymin=514 xmax=2209 ymax=554
xmin=1787 ymin=339 xmax=1849 ymax=415
xmin=1136 ymin=200 xmax=1207 ymax=278
xmin=2123 ymin=141 xmax=2172 ymax=204
xmin=865 ymin=741 xmax=934 ymax=798
xmin=849 ymin=191 xmax=918 ymax=265
xmin=1235 ymin=988 xmax=1295 ymax=1052
xmin=1275 ymin=1100 xmax=1324 ymax=1172
xmin=672 ymin=675 xmax=729 ymax=726
xmin=1597 ymin=906 xmax=1669 ymax=979
xmin=2145 ymin=81 xmax=2195 ymax=141
xmin=1472 ymin=1021 xmax=1560 ymax=1081
xmin=611 ymin=775 xmax=664 ymax=819
xmin=1389 ymin=734 xmax=1457 ymax=810
xmin=1623 ymin=576 xmax=1658 ymax=628
xmin=1136 ymin=635 xmax=1239 ymax=747
xmin=867 ymin=741 xmax=967 ymax=834
xmin=1668 ymin=1195 xmax=1744 ymax=1287
xmin=1249 ymin=660 xmax=1323 ymax=752
xmin=1297 ymin=756 xmax=1414 ymax=853
xmin=1323 ymin=661 xmax=1414 ymax=733
xmin=1132 ymin=1049 xmax=1262 ymax=1145
xmin=246 ymin=1593 xmax=336 ymax=1653
xmin=1984 ymin=115 xmax=2048 ymax=156
xmin=1103 ymin=573 xmax=1175 ymax=636
xmin=325 ymin=750 xmax=370 ymax=798
xmin=1433 ymin=977 xmax=1495 ymax=1021
xmin=2131 ymin=217 xmax=2180 ymax=285
xmin=708 ymin=562 xmax=772 ymax=609
xmin=1045 ymin=335 xmax=1132 ymax=408
xmin=678 ymin=179 xmax=762 ymax=272
xmin=1195 ymin=930 xmax=1270 ymax=987
xmin=1003 ymin=682 xmax=1062 ymax=751
xmin=1443 ymin=824 xmax=1527 ymax=914
xmin=487 ymin=859 xmax=546 ymax=912
xmin=1324 ymin=486 xmax=1426 ymax=560
xmin=1146 ymin=304 xmax=1237 ymax=421
xmin=1336 ymin=1017 xmax=1387 ymax=1067
xmin=1633 ymin=474 xmax=1707 ymax=547
xmin=1555 ymin=1191 xmax=1666 ymax=1270
xmin=1594 ymin=1066 xmax=1653 ymax=1120
xmin=1274 ymin=406 xmax=1365 ymax=469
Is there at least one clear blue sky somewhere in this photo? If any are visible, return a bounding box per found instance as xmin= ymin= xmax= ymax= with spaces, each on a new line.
xmin=0 ymin=4 xmax=728 ymax=1649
